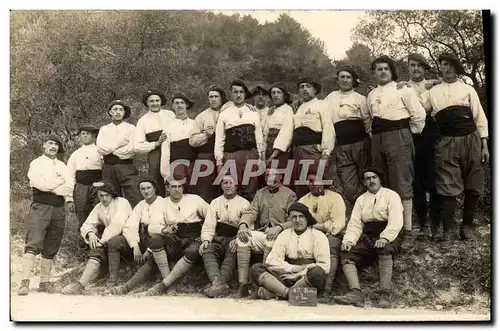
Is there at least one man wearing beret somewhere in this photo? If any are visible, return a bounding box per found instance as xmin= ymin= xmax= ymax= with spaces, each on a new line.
xmin=252 ymin=85 xmax=271 ymax=131
xmin=292 ymin=77 xmax=335 ymax=199
xmin=367 ymin=55 xmax=426 ymax=250
xmin=17 ymin=135 xmax=75 ymax=296
xmin=215 ymin=79 xmax=265 ymax=202
xmin=333 ymin=168 xmax=403 ymax=308
xmin=160 ymin=93 xmax=196 ymax=192
xmin=108 ymin=177 xmax=168 ymax=295
xmin=422 ymin=52 xmax=489 ymax=243
xmin=249 ymin=202 xmax=330 ymax=300
xmin=62 ymin=181 xmax=133 ymax=294
xmin=96 ymin=100 xmax=142 ymax=207
xmin=189 ymin=85 xmax=227 ymax=203
xmin=324 ymin=66 xmax=371 ymax=207
xmin=134 ymin=89 xmax=176 ymax=197
xmin=67 ymin=124 xmax=103 ymax=228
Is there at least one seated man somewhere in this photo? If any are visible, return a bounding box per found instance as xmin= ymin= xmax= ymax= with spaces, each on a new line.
xmin=62 ymin=181 xmax=133 ymax=294
xmin=249 ymin=202 xmax=330 ymax=300
xmin=108 ymin=177 xmax=166 ymax=295
xmin=199 ymin=176 xmax=250 ymax=298
xmin=299 ymin=172 xmax=346 ymax=295
xmin=333 ymin=167 xmax=403 ymax=308
xmin=139 ymin=177 xmax=209 ymax=296
xmin=235 ymin=168 xmax=297 ymax=297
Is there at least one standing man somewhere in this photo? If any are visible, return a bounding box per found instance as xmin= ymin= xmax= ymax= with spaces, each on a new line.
xmin=324 ymin=66 xmax=371 ymax=206
xmin=189 ymin=85 xmax=227 ymax=203
xmin=199 ymin=176 xmax=250 ymax=298
xmin=18 ymin=135 xmax=75 ymax=296
xmin=264 ymin=82 xmax=294 ymax=171
xmin=333 ymin=168 xmax=403 ymax=308
xmin=424 ymin=53 xmax=489 ymax=242
xmin=252 ymin=84 xmax=270 ymax=130
xmin=67 ymin=124 xmax=103 ymax=228
xmin=249 ymin=202 xmax=330 ymax=300
xmin=235 ymin=168 xmax=297 ymax=297
xmin=299 ymin=172 xmax=346 ymax=295
xmin=215 ymin=79 xmax=264 ymax=202
xmin=292 ymin=77 xmax=335 ymax=199
xmin=134 ymin=89 xmax=176 ymax=197
xmin=96 ymin=99 xmax=142 ymax=207
xmin=404 ymin=53 xmax=439 ymax=239
xmin=367 ymin=55 xmax=426 ymax=249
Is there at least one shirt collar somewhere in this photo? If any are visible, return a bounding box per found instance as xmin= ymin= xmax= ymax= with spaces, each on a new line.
xmin=268 ymin=186 xmax=280 ymax=194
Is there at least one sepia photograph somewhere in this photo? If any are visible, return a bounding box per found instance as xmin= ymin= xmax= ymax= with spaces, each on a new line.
xmin=9 ymin=8 xmax=492 ymax=322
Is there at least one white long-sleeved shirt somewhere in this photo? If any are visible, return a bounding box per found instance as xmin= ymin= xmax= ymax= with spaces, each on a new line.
xmin=200 ymin=194 xmax=250 ymax=243
xmin=266 ymin=228 xmax=330 ymax=275
xmin=367 ymin=81 xmax=426 ymax=134
xmin=264 ymin=104 xmax=294 ymax=153
xmin=407 ymin=79 xmax=432 ymax=113
xmin=122 ymin=196 xmax=166 ymax=248
xmin=160 ymin=117 xmax=195 ymax=180
xmin=134 ymin=109 xmax=176 ymax=154
xmin=424 ymin=80 xmax=488 ymax=138
xmin=80 ymin=197 xmax=133 ymax=245
xmin=67 ymin=143 xmax=103 ymax=180
xmin=28 ymin=154 xmax=74 ymax=202
xmin=214 ymin=104 xmax=264 ymax=165
xmin=161 ymin=194 xmax=209 ymax=226
xmin=257 ymin=106 xmax=269 ymax=131
xmin=96 ymin=122 xmax=137 ymax=160
xmin=293 ymin=98 xmax=335 ymax=156
xmin=343 ymin=187 xmax=403 ymax=245
xmin=189 ymin=107 xmax=220 ymax=148
xmin=324 ymin=90 xmax=371 ymax=135
xmin=298 ymin=190 xmax=346 ymax=236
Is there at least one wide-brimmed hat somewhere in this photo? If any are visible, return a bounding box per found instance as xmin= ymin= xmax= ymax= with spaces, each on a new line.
xmin=288 ymin=202 xmax=317 ymax=227
xmin=230 ymin=79 xmax=253 ymax=99
xmin=407 ymin=53 xmax=431 ymax=71
xmin=251 ymin=85 xmax=270 ymax=97
xmin=44 ymin=134 xmax=65 ymax=154
xmin=269 ymin=82 xmax=291 ymax=104
xmin=142 ymin=89 xmax=167 ymax=107
xmin=297 ymin=77 xmax=322 ymax=94
xmin=371 ymin=55 xmax=399 ymax=81
xmin=107 ymin=100 xmax=131 ymax=120
xmin=93 ymin=181 xmax=118 ymax=198
xmin=137 ymin=176 xmax=160 ymax=194
xmin=336 ymin=66 xmax=361 ymax=88
xmin=77 ymin=124 xmax=100 ymax=135
xmin=207 ymin=85 xmax=228 ymax=105
xmin=172 ymin=92 xmax=195 ymax=109
xmin=437 ymin=52 xmax=466 ymax=75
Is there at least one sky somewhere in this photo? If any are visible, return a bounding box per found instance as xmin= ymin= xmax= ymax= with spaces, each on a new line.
xmin=215 ymin=10 xmax=367 ymax=61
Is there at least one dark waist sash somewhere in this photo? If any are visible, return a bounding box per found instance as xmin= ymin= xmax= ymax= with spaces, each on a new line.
xmin=266 ymin=128 xmax=281 ymax=155
xmin=285 ymin=257 xmax=316 ymax=265
xmin=75 ymin=169 xmax=102 ymax=185
xmin=224 ymin=124 xmax=257 ymax=153
xmin=334 ymin=120 xmax=368 ymax=145
xmin=176 ymin=222 xmax=202 ymax=239
xmin=292 ymin=127 xmax=322 ymax=146
xmin=215 ymin=222 xmax=238 ymax=237
xmin=171 ymin=138 xmax=196 ymax=161
xmin=103 ymin=154 xmax=133 ymax=165
xmin=32 ymin=188 xmax=65 ymax=207
xmin=362 ymin=220 xmax=388 ymax=237
xmin=434 ymin=105 xmax=477 ymax=136
xmin=198 ymin=134 xmax=216 ymax=154
xmin=372 ymin=117 xmax=410 ymax=134
xmin=146 ymin=130 xmax=163 ymax=151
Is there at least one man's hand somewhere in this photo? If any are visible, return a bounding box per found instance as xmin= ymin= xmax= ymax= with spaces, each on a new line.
xmin=133 ymin=245 xmax=143 ymax=265
xmin=118 ymin=137 xmax=130 ymax=148
xmin=199 ymin=240 xmax=210 ymax=255
xmin=229 ymin=238 xmax=238 ymax=253
xmin=291 ymin=264 xmax=308 ymax=273
xmin=88 ymin=233 xmax=100 ymax=250
xmin=142 ymin=250 xmax=152 ymax=262
xmin=216 ymin=164 xmax=223 ymax=175
xmin=341 ymin=242 xmax=354 ymax=252
xmin=237 ymin=225 xmax=252 ymax=243
xmin=280 ymin=272 xmax=302 ymax=282
xmin=481 ymin=139 xmax=490 ymax=164
xmin=396 ymin=81 xmax=410 ymax=90
xmin=161 ymin=224 xmax=178 ymax=235
xmin=65 ymin=201 xmax=76 ymax=214
xmin=265 ymin=226 xmax=283 ymax=241
xmin=374 ymin=238 xmax=388 ymax=249
xmin=154 ymin=133 xmax=168 ymax=148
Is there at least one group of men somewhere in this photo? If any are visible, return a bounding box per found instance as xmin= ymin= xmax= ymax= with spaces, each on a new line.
xmin=16 ymin=51 xmax=489 ymax=309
